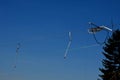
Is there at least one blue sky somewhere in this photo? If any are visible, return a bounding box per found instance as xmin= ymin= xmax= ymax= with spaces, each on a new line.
xmin=0 ymin=0 xmax=120 ymax=80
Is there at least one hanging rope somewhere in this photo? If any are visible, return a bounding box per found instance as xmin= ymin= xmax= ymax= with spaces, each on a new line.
xmin=64 ymin=32 xmax=72 ymax=59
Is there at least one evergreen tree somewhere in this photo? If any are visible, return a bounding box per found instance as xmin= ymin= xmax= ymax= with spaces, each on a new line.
xmin=99 ymin=29 xmax=120 ymax=80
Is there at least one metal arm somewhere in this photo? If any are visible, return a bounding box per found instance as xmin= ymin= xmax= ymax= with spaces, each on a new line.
xmin=88 ymin=22 xmax=112 ymax=33
xmin=88 ymin=22 xmax=99 ymax=27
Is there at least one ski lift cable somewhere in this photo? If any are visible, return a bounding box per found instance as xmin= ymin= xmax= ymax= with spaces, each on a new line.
xmin=68 ymin=43 xmax=100 ymax=51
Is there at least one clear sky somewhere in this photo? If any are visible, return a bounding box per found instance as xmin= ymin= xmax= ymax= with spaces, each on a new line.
xmin=0 ymin=0 xmax=120 ymax=80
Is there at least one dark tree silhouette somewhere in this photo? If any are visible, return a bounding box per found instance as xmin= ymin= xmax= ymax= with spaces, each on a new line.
xmin=99 ymin=29 xmax=120 ymax=80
